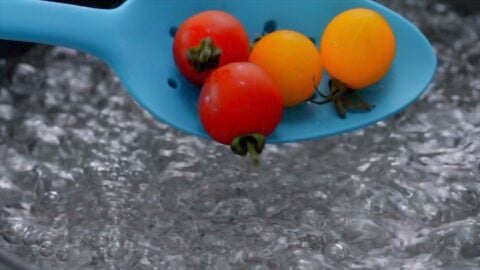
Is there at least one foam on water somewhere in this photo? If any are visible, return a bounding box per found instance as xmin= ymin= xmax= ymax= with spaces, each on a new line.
xmin=1 ymin=1 xmax=480 ymax=269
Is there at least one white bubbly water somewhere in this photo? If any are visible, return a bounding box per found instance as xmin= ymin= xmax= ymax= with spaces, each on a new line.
xmin=1 ymin=0 xmax=480 ymax=269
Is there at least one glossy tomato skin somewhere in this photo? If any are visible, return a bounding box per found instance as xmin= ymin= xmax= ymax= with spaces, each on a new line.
xmin=249 ymin=30 xmax=323 ymax=107
xmin=199 ymin=63 xmax=283 ymax=145
xmin=173 ymin=11 xmax=250 ymax=85
xmin=321 ymin=8 xmax=396 ymax=89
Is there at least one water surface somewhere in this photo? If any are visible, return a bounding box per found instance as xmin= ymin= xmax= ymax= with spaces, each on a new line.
xmin=1 ymin=0 xmax=480 ymax=269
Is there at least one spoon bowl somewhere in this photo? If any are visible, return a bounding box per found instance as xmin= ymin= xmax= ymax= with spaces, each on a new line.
xmin=0 ymin=0 xmax=436 ymax=143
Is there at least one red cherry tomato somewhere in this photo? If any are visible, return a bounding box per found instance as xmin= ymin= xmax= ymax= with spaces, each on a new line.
xmin=173 ymin=11 xmax=250 ymax=85
xmin=199 ymin=62 xmax=283 ymax=159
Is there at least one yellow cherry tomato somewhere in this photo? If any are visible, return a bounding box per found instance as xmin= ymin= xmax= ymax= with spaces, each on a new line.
xmin=249 ymin=30 xmax=323 ymax=107
xmin=320 ymin=8 xmax=396 ymax=90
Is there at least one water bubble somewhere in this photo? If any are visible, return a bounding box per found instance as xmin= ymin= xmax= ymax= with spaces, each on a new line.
xmin=90 ymin=232 xmax=109 ymax=248
xmin=298 ymin=209 xmax=324 ymax=229
xmin=39 ymin=241 xmax=55 ymax=257
xmin=324 ymin=242 xmax=349 ymax=261
xmin=44 ymin=190 xmax=60 ymax=202
xmin=23 ymin=230 xmax=39 ymax=246
xmin=291 ymin=255 xmax=326 ymax=270
xmin=209 ymin=198 xmax=257 ymax=218
xmin=107 ymin=243 xmax=123 ymax=259
xmin=0 ymin=104 xmax=16 ymax=121
xmin=1 ymin=229 xmax=20 ymax=244
xmin=298 ymin=234 xmax=323 ymax=251
xmin=56 ymin=247 xmax=71 ymax=262
xmin=9 ymin=63 xmax=44 ymax=95
xmin=95 ymin=247 xmax=107 ymax=261
xmin=460 ymin=241 xmax=480 ymax=259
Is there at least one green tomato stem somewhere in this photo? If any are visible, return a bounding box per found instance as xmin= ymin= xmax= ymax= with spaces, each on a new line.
xmin=247 ymin=141 xmax=259 ymax=164
xmin=186 ymin=37 xmax=222 ymax=72
xmin=230 ymin=133 xmax=266 ymax=163
xmin=309 ymin=78 xmax=374 ymax=119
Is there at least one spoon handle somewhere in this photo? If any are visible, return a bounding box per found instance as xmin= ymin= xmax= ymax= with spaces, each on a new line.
xmin=0 ymin=0 xmax=117 ymax=60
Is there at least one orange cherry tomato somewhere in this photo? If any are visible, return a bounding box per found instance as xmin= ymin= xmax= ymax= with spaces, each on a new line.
xmin=320 ymin=8 xmax=396 ymax=89
xmin=249 ymin=30 xmax=323 ymax=107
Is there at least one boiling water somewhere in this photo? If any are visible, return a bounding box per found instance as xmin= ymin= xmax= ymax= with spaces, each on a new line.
xmin=1 ymin=1 xmax=479 ymax=269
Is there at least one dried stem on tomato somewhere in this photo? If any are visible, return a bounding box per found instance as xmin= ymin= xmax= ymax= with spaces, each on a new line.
xmin=310 ymin=78 xmax=374 ymax=118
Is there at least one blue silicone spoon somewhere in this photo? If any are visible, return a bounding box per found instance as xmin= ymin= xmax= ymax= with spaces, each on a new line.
xmin=0 ymin=0 xmax=436 ymax=143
